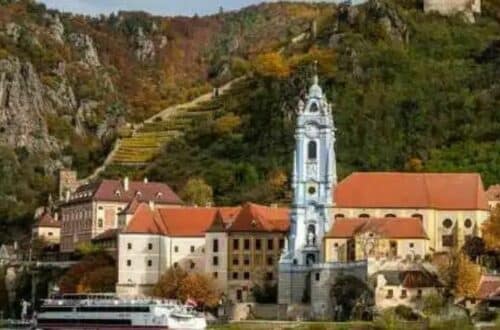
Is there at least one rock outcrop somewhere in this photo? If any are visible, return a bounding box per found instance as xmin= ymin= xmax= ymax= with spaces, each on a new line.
xmin=46 ymin=14 xmax=65 ymax=44
xmin=69 ymin=33 xmax=101 ymax=68
xmin=0 ymin=57 xmax=58 ymax=153
xmin=368 ymin=0 xmax=409 ymax=43
xmin=134 ymin=27 xmax=155 ymax=61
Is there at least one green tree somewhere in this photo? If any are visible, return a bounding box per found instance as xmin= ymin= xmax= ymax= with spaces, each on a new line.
xmin=180 ymin=178 xmax=214 ymax=206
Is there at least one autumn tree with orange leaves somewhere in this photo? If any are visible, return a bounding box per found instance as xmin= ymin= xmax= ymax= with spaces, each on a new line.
xmin=482 ymin=205 xmax=500 ymax=251
xmin=253 ymin=52 xmax=290 ymax=79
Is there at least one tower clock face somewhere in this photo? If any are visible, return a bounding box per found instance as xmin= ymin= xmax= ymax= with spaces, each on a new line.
xmin=305 ymin=123 xmax=319 ymax=138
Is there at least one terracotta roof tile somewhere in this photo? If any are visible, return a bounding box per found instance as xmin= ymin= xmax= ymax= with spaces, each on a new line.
xmin=326 ymin=217 xmax=428 ymax=239
xmin=335 ymin=172 xmax=488 ymax=210
xmin=486 ymin=185 xmax=500 ymax=202
xmin=64 ymin=179 xmax=183 ymax=205
xmin=476 ymin=275 xmax=500 ymax=300
xmin=34 ymin=212 xmax=60 ymax=228
xmin=228 ymin=203 xmax=289 ymax=233
xmin=122 ymin=203 xmax=164 ymax=235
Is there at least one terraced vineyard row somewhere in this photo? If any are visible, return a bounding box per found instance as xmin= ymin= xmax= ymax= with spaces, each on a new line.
xmin=111 ymin=77 xmax=251 ymax=165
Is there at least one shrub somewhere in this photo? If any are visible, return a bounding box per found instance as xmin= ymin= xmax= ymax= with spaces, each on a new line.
xmin=394 ymin=305 xmax=419 ymax=321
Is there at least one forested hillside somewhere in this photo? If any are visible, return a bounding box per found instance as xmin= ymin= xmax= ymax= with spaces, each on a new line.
xmin=0 ymin=0 xmax=499 ymax=240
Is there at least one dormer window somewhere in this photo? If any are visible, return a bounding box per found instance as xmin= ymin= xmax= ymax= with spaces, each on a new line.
xmin=156 ymin=192 xmax=163 ymax=198
xmin=136 ymin=191 xmax=142 ymax=197
xmin=115 ymin=190 xmax=121 ymax=196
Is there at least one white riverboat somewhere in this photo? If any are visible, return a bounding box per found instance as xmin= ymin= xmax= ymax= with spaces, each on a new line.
xmin=36 ymin=293 xmax=207 ymax=330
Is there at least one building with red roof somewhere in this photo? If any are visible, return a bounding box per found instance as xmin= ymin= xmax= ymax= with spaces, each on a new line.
xmin=324 ymin=217 xmax=428 ymax=262
xmin=32 ymin=211 xmax=61 ymax=244
xmin=59 ymin=177 xmax=183 ymax=253
xmin=333 ymin=172 xmax=490 ymax=253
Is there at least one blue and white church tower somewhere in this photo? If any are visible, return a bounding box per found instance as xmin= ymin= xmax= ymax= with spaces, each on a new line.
xmin=288 ymin=72 xmax=337 ymax=265
xmin=278 ymin=72 xmax=338 ymax=305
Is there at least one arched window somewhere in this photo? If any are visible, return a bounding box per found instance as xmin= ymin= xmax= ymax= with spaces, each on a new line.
xmin=335 ymin=214 xmax=345 ymax=219
xmin=464 ymin=218 xmax=473 ymax=229
xmin=309 ymin=102 xmax=318 ymax=112
xmin=308 ymin=141 xmax=317 ymax=160
xmin=359 ymin=213 xmax=370 ymax=218
xmin=443 ymin=218 xmax=453 ymax=229
xmin=411 ymin=213 xmax=423 ymax=221
xmin=385 ymin=214 xmax=396 ymax=218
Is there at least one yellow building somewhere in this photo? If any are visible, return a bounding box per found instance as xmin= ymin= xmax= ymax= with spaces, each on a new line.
xmin=324 ymin=217 xmax=428 ymax=262
xmin=333 ymin=172 xmax=490 ymax=253
xmin=32 ymin=211 xmax=61 ymax=244
xmin=206 ymin=203 xmax=289 ymax=302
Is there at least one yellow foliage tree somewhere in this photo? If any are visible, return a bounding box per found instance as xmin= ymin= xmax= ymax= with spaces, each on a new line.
xmin=153 ymin=267 xmax=188 ymax=299
xmin=455 ymin=253 xmax=481 ymax=298
xmin=213 ymin=113 xmax=242 ymax=136
xmin=482 ymin=206 xmax=500 ymax=251
xmin=267 ymin=169 xmax=287 ymax=191
xmin=180 ymin=178 xmax=214 ymax=206
xmin=177 ymin=273 xmax=220 ymax=308
xmin=253 ymin=52 xmax=290 ymax=79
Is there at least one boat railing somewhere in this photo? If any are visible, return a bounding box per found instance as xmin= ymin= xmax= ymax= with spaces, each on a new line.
xmin=42 ymin=297 xmax=183 ymax=307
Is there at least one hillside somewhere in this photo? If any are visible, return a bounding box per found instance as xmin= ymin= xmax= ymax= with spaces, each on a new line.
xmin=0 ymin=0 xmax=499 ymax=240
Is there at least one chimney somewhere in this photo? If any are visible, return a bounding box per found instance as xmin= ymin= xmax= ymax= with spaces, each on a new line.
xmin=54 ymin=212 xmax=59 ymax=222
xmin=124 ymin=177 xmax=129 ymax=191
xmin=143 ymin=177 xmax=148 ymax=184
xmin=149 ymin=200 xmax=155 ymax=210
xmin=65 ymin=190 xmax=70 ymax=202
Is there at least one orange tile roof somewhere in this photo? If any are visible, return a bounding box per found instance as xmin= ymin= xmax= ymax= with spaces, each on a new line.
xmin=335 ymin=172 xmax=488 ymax=210
xmin=34 ymin=212 xmax=60 ymax=228
xmin=123 ymin=205 xmax=241 ymax=237
xmin=486 ymin=185 xmax=500 ymax=202
xmin=228 ymin=203 xmax=290 ymax=233
xmin=476 ymin=275 xmax=500 ymax=300
xmin=326 ymin=217 xmax=428 ymax=239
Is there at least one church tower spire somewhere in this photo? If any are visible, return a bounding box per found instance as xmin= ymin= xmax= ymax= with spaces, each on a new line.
xmin=285 ymin=71 xmax=337 ymax=266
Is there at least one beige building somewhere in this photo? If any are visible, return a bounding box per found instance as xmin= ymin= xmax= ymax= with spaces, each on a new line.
xmin=116 ymin=204 xmax=238 ymax=297
xmin=206 ymin=203 xmax=289 ymax=302
xmin=333 ymin=172 xmax=490 ymax=253
xmin=324 ymin=217 xmax=428 ymax=263
xmin=32 ymin=211 xmax=61 ymax=244
xmin=60 ymin=177 xmax=183 ymax=253
xmin=486 ymin=185 xmax=500 ymax=209
xmin=371 ymin=261 xmax=443 ymax=311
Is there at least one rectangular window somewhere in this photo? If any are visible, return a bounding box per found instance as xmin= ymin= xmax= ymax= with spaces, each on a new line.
xmin=401 ymin=290 xmax=407 ymax=298
xmin=266 ymin=272 xmax=273 ymax=281
xmin=244 ymin=239 xmax=250 ymax=250
xmin=173 ymin=262 xmax=178 ymax=268
xmin=232 ymin=272 xmax=238 ymax=280
xmin=409 ymin=242 xmax=414 ymax=248
xmin=233 ymin=239 xmax=239 ymax=250
xmin=127 ymin=260 xmax=131 ymax=267
xmin=147 ymin=260 xmax=152 ymax=267
xmin=213 ymin=256 xmax=219 ymax=266
xmin=255 ymin=239 xmax=261 ymax=250
xmin=190 ymin=246 xmax=195 ymax=253
xmin=174 ymin=246 xmax=179 ymax=253
xmin=233 ymin=256 xmax=239 ymax=266
xmin=267 ymin=256 xmax=273 ymax=266
xmin=279 ymin=238 xmax=285 ymax=250
xmin=243 ymin=255 xmax=250 ymax=266
xmin=127 ymin=243 xmax=132 ymax=250
xmin=417 ymin=289 xmax=422 ymax=298
xmin=213 ymin=272 xmax=218 ymax=279
xmin=213 ymin=239 xmax=219 ymax=253
xmin=386 ymin=289 xmax=393 ymax=298
xmin=267 ymin=239 xmax=274 ymax=250
xmin=442 ymin=235 xmax=454 ymax=247
xmin=244 ymin=272 xmax=250 ymax=280
xmin=148 ymin=243 xmax=153 ymax=250
xmin=315 ymin=273 xmax=320 ymax=281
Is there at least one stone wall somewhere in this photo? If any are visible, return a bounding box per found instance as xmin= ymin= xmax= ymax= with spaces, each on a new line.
xmin=424 ymin=0 xmax=481 ymax=15
xmin=310 ymin=261 xmax=368 ymax=318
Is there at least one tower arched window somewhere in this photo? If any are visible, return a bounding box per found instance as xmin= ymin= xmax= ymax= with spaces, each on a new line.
xmin=308 ymin=141 xmax=317 ymax=160
xmin=309 ymin=102 xmax=318 ymax=112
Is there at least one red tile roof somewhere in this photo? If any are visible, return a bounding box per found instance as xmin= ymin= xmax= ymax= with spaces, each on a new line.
xmin=326 ymin=217 xmax=428 ymax=239
xmin=64 ymin=178 xmax=183 ymax=205
xmin=123 ymin=205 xmax=241 ymax=237
xmin=486 ymin=185 xmax=500 ymax=202
xmin=228 ymin=203 xmax=289 ymax=233
xmin=335 ymin=172 xmax=488 ymax=210
xmin=476 ymin=275 xmax=500 ymax=300
xmin=34 ymin=212 xmax=60 ymax=228
xmin=119 ymin=197 xmax=141 ymax=215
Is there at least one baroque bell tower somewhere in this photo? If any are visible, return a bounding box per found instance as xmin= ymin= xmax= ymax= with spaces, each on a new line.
xmin=288 ymin=72 xmax=337 ymax=265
